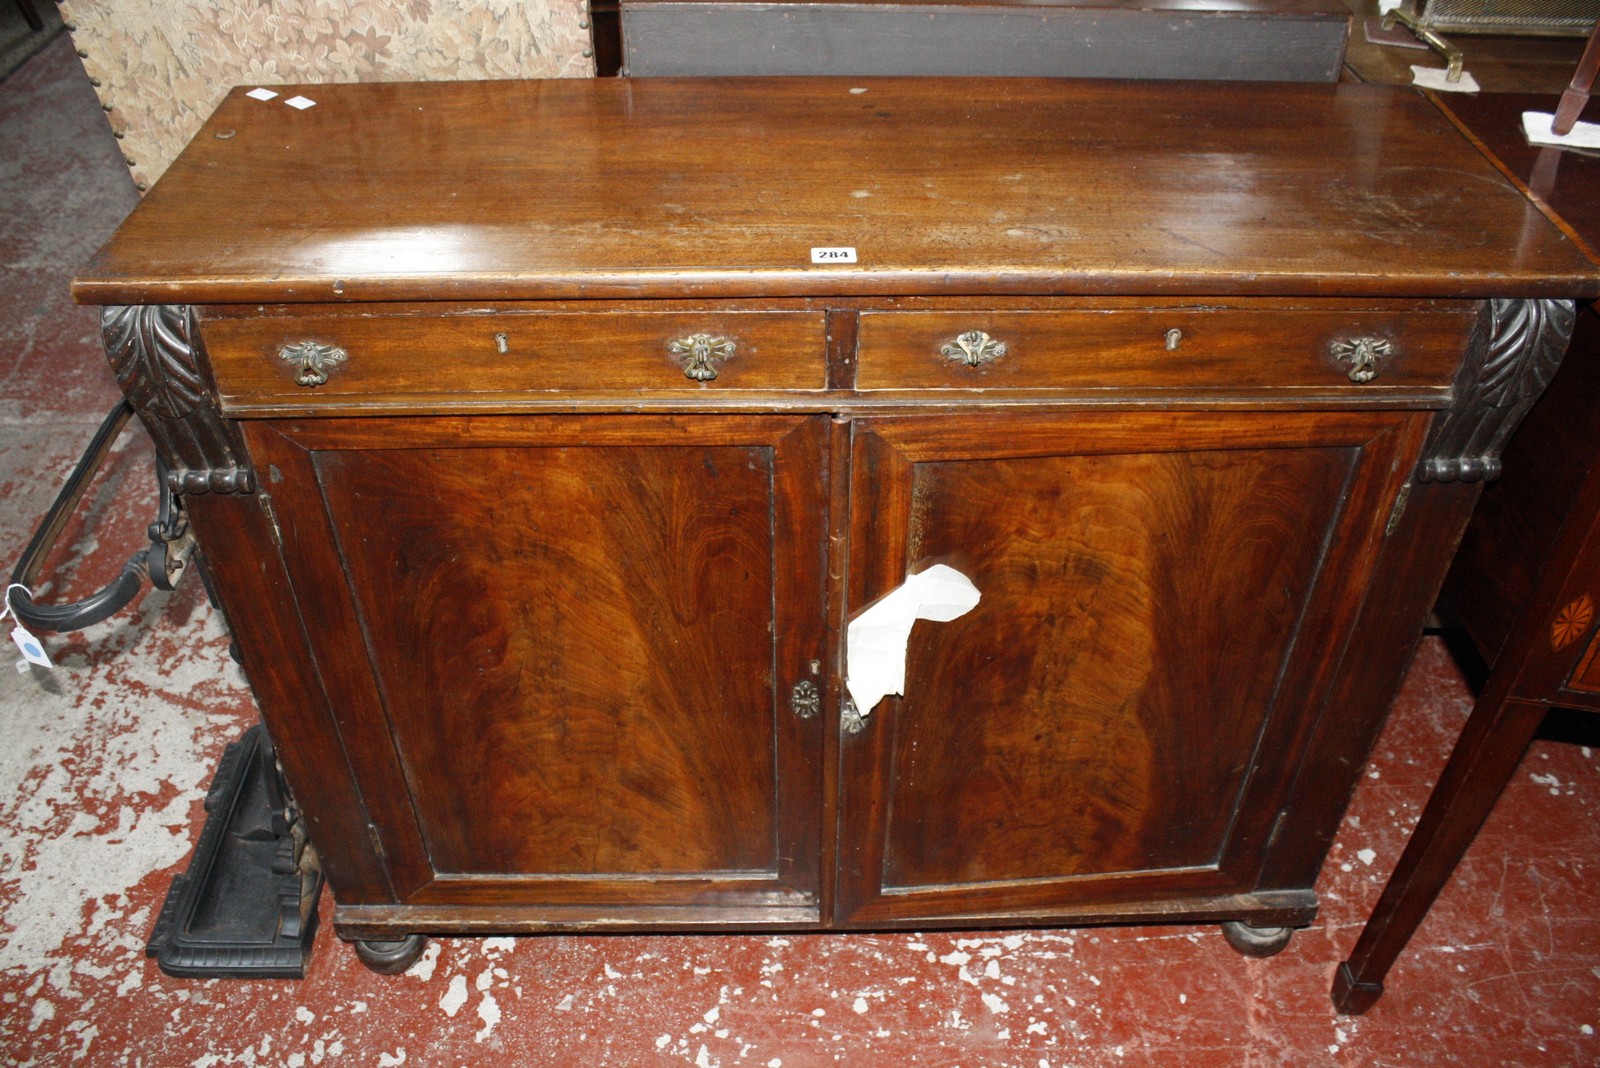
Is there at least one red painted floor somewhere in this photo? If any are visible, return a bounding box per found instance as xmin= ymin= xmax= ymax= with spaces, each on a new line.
xmin=4 ymin=35 xmax=1600 ymax=1067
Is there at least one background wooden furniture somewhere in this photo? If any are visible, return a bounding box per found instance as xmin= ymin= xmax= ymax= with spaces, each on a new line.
xmin=72 ymin=77 xmax=1597 ymax=973
xmin=620 ymin=0 xmax=1351 ymax=80
xmin=1334 ymin=90 xmax=1600 ymax=1014
xmin=1343 ymin=2 xmax=1594 ymax=89
xmin=1552 ymin=19 xmax=1599 ymax=133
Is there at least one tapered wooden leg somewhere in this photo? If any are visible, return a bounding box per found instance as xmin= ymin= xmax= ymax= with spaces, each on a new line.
xmin=1333 ymin=694 xmax=1548 ymax=1014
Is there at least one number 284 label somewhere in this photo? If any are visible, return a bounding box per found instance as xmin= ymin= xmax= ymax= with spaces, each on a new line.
xmin=810 ymin=247 xmax=858 ymax=264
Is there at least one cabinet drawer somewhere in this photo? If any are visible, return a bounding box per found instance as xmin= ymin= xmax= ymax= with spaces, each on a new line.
xmin=201 ymin=310 xmax=828 ymax=405
xmin=856 ymin=307 xmax=1475 ymax=392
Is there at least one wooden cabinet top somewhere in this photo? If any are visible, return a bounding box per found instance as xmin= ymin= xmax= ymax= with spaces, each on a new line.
xmin=74 ymin=77 xmax=1600 ymax=305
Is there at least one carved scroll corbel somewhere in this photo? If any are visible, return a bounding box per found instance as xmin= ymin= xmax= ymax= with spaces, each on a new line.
xmin=102 ymin=304 xmax=253 ymax=493
xmin=1417 ymin=298 xmax=1576 ymax=483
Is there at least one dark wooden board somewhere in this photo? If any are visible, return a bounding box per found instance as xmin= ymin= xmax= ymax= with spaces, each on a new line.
xmin=1433 ymin=91 xmax=1600 ymax=265
xmin=621 ymin=0 xmax=1349 ymax=81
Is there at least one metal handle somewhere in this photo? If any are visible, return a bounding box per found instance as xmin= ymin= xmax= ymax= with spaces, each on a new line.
xmin=8 ymin=401 xmax=195 ymax=633
xmin=1331 ymin=336 xmax=1392 ymax=384
xmin=1381 ymin=5 xmax=1464 ymax=83
xmin=790 ymin=680 xmax=820 ymax=720
xmin=940 ymin=330 xmax=1007 ymax=368
xmin=668 ymin=333 xmax=736 ymax=381
xmin=279 ymin=340 xmax=348 ymax=387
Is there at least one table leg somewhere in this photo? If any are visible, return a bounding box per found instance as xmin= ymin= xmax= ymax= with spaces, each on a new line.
xmin=1333 ymin=693 xmax=1548 ymax=1014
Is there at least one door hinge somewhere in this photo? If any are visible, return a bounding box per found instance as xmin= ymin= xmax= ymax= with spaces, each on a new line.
xmin=257 ymin=493 xmax=284 ymax=549
xmin=1266 ymin=810 xmax=1289 ymax=851
xmin=1384 ymin=482 xmax=1413 ymax=538
xmin=841 ymin=695 xmax=868 ymax=735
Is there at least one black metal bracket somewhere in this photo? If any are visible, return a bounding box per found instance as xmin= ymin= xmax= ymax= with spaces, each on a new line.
xmin=146 ymin=724 xmax=324 ymax=979
xmin=8 ymin=400 xmax=199 ymax=633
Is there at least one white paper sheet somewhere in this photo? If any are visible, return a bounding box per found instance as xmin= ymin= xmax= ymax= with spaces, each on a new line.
xmin=1410 ymin=66 xmax=1480 ymax=93
xmin=1522 ymin=111 xmax=1600 ymax=150
xmin=845 ymin=564 xmax=980 ymax=718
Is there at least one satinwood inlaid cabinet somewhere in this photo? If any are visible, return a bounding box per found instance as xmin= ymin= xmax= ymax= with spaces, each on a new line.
xmin=74 ymin=77 xmax=1598 ymax=972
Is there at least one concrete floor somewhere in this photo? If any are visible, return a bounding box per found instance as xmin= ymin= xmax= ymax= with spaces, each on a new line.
xmin=4 ymin=32 xmax=1600 ymax=1067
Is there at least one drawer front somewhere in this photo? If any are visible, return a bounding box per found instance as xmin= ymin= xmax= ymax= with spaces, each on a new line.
xmin=856 ymin=308 xmax=1475 ymax=392
xmin=201 ymin=310 xmax=828 ymax=404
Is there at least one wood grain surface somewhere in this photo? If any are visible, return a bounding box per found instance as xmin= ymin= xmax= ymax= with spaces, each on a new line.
xmin=1431 ymin=92 xmax=1600 ymax=278
xmin=74 ymin=78 xmax=1599 ymax=305
xmin=321 ymin=444 xmax=779 ymax=877
xmin=883 ymin=445 xmax=1351 ymax=884
xmin=200 ymin=307 xmax=828 ymax=402
xmin=837 ymin=407 xmax=1429 ymax=922
xmin=854 ymin=304 xmax=1474 ymax=392
xmin=242 ymin=413 xmax=829 ymax=911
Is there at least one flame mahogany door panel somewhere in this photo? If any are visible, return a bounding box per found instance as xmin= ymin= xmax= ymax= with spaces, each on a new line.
xmin=836 ymin=409 xmax=1430 ymax=924
xmin=241 ymin=413 xmax=829 ymax=922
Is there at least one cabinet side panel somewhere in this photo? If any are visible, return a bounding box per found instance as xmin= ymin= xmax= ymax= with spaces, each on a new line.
xmin=1261 ymin=478 xmax=1482 ymax=888
xmin=183 ymin=493 xmax=395 ymax=901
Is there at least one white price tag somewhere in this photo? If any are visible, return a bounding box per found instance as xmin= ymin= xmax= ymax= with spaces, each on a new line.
xmin=810 ymin=247 xmax=858 ymax=264
xmin=11 ymin=625 xmax=52 ymax=669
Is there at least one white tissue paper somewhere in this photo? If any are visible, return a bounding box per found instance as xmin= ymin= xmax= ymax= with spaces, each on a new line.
xmin=845 ymin=564 xmax=981 ymax=718
xmin=1410 ymin=65 xmax=1480 ymax=93
xmin=1522 ymin=111 xmax=1600 ymax=150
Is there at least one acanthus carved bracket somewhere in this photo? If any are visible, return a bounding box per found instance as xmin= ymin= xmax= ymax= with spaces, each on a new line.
xmin=1418 ymin=298 xmax=1576 ymax=483
xmin=102 ymin=304 xmax=254 ymax=494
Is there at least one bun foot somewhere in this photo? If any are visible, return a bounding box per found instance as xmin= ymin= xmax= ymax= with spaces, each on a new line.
xmin=352 ymin=934 xmax=427 ymax=974
xmin=1221 ymin=920 xmax=1294 ymax=958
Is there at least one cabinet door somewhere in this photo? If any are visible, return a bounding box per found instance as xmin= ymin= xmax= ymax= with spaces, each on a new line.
xmin=243 ymin=413 xmax=828 ymax=923
xmin=837 ymin=409 xmax=1429 ymax=924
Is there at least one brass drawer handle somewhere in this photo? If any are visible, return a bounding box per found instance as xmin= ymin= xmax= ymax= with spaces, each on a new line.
xmin=669 ymin=333 xmax=736 ymax=381
xmin=941 ymin=329 xmax=1007 ymax=367
xmin=279 ymin=340 xmax=348 ymax=387
xmin=1330 ymin=335 xmax=1392 ymax=384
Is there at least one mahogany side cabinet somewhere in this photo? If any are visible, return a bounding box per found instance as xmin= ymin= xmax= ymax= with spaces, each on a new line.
xmin=72 ymin=77 xmax=1599 ymax=973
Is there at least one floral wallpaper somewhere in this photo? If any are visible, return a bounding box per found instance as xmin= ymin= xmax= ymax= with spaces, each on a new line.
xmin=61 ymin=0 xmax=595 ymax=190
